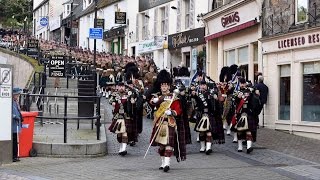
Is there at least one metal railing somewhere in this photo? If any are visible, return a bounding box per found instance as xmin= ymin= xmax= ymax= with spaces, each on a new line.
xmin=21 ymin=93 xmax=102 ymax=143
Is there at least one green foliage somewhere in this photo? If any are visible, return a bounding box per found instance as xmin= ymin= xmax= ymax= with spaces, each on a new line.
xmin=0 ymin=0 xmax=32 ymax=26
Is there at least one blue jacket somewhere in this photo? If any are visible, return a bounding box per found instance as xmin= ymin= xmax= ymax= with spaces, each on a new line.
xmin=12 ymin=101 xmax=22 ymax=133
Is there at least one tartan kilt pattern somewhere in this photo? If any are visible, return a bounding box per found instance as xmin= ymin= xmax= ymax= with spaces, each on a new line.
xmin=237 ymin=113 xmax=258 ymax=141
xmin=108 ymin=118 xmax=136 ymax=135
xmin=210 ymin=115 xmax=225 ymax=144
xmin=150 ymin=119 xmax=176 ymax=148
xmin=175 ymin=117 xmax=187 ymax=161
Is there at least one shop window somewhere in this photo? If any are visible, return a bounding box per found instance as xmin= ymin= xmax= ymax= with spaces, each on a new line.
xmin=295 ymin=0 xmax=308 ymax=24
xmin=239 ymin=64 xmax=248 ymax=80
xmin=279 ymin=65 xmax=291 ymax=120
xmin=302 ymin=61 xmax=320 ymax=122
xmin=225 ymin=49 xmax=235 ymax=66
xmin=238 ymin=46 xmax=248 ymax=64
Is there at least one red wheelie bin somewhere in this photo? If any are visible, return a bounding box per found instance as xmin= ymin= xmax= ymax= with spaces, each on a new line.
xmin=19 ymin=111 xmax=38 ymax=157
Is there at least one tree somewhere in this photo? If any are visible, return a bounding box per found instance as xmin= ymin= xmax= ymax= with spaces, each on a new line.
xmin=0 ymin=0 xmax=33 ymax=28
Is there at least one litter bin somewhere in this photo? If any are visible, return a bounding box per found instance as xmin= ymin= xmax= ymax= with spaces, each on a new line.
xmin=19 ymin=111 xmax=38 ymax=157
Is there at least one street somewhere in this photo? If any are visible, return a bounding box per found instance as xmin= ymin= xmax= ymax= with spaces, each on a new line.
xmin=1 ymin=100 xmax=320 ymax=180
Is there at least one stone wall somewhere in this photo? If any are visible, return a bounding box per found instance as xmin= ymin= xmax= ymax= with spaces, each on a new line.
xmin=0 ymin=49 xmax=34 ymax=88
xmin=262 ymin=0 xmax=320 ymax=37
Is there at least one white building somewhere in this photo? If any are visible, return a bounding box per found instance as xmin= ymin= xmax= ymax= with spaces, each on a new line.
xmin=127 ymin=0 xmax=210 ymax=70
xmin=203 ymin=0 xmax=263 ymax=83
xmin=33 ymin=0 xmax=67 ymax=41
xmin=78 ymin=0 xmax=128 ymax=53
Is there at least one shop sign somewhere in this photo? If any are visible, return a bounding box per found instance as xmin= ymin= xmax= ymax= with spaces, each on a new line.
xmin=262 ymin=31 xmax=320 ymax=53
xmin=277 ymin=33 xmax=320 ymax=49
xmin=95 ymin=19 xmax=105 ymax=29
xmin=115 ymin=12 xmax=126 ymax=24
xmin=221 ymin=12 xmax=240 ymax=28
xmin=138 ymin=36 xmax=165 ymax=53
xmin=168 ymin=28 xmax=205 ymax=49
xmin=49 ymin=55 xmax=66 ymax=77
xmin=104 ymin=26 xmax=126 ymax=40
xmin=139 ymin=0 xmax=173 ymax=12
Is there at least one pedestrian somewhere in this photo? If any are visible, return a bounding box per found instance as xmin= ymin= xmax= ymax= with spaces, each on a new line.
xmin=12 ymin=87 xmax=23 ymax=162
xmin=254 ymin=75 xmax=269 ymax=127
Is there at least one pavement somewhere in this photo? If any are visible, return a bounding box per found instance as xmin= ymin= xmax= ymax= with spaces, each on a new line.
xmin=1 ymin=98 xmax=320 ymax=180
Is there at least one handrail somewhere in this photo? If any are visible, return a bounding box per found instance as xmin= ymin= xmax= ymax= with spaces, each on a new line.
xmin=21 ymin=93 xmax=102 ymax=143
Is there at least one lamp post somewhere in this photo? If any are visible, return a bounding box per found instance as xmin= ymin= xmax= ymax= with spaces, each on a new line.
xmin=93 ymin=0 xmax=98 ymax=90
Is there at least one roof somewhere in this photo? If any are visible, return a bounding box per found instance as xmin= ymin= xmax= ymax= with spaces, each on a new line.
xmin=33 ymin=0 xmax=49 ymax=12
xmin=77 ymin=0 xmax=121 ymax=19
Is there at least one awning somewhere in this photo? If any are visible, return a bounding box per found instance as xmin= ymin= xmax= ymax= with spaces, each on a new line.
xmin=205 ymin=20 xmax=258 ymax=41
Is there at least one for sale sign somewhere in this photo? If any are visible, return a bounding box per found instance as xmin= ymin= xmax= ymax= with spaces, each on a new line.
xmin=49 ymin=55 xmax=66 ymax=77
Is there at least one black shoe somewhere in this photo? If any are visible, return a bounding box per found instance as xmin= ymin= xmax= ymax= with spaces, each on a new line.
xmin=159 ymin=167 xmax=164 ymax=170
xmin=119 ymin=151 xmax=127 ymax=156
xmin=232 ymin=141 xmax=237 ymax=143
xmin=247 ymin=147 xmax=253 ymax=154
xmin=163 ymin=166 xmax=170 ymax=172
xmin=13 ymin=158 xmax=20 ymax=162
xmin=129 ymin=141 xmax=136 ymax=146
xmin=200 ymin=150 xmax=205 ymax=153
xmin=237 ymin=149 xmax=243 ymax=152
xmin=205 ymin=149 xmax=212 ymax=155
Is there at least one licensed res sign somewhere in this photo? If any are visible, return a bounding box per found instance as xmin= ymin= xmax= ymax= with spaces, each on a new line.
xmin=49 ymin=55 xmax=66 ymax=77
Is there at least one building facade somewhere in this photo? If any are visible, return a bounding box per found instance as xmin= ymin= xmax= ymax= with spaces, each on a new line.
xmin=203 ymin=0 xmax=263 ymax=82
xmin=260 ymin=0 xmax=320 ymax=139
xmin=33 ymin=0 xmax=66 ymax=41
xmin=78 ymin=0 xmax=127 ymax=53
xmin=128 ymin=0 xmax=209 ymax=70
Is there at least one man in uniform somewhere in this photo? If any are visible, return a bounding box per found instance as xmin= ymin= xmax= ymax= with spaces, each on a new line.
xmin=149 ymin=70 xmax=187 ymax=172
xmin=108 ymin=82 xmax=136 ymax=156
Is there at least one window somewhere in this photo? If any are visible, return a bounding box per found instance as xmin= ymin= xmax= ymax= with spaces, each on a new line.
xmin=66 ymin=4 xmax=71 ymax=15
xmin=154 ymin=8 xmax=158 ymax=36
xmin=238 ymin=46 xmax=248 ymax=64
xmin=279 ymin=65 xmax=291 ymax=120
xmin=296 ymin=0 xmax=308 ymax=24
xmin=212 ymin=0 xmax=223 ymax=10
xmin=136 ymin=14 xmax=139 ymax=41
xmin=302 ymin=62 xmax=320 ymax=122
xmin=142 ymin=12 xmax=149 ymax=40
xmin=225 ymin=49 xmax=235 ymax=66
xmin=185 ymin=0 xmax=190 ymax=29
xmin=161 ymin=7 xmax=168 ymax=35
xmin=177 ymin=0 xmax=181 ymax=32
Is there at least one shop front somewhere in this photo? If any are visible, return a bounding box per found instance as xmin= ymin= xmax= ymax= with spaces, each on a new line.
xmin=103 ymin=26 xmax=126 ymax=54
xmin=261 ymin=28 xmax=320 ymax=139
xmin=168 ymin=27 xmax=205 ymax=75
xmin=137 ymin=36 xmax=165 ymax=67
xmin=204 ymin=0 xmax=261 ymax=82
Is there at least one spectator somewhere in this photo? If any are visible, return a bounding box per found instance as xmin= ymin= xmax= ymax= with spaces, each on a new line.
xmin=12 ymin=87 xmax=23 ymax=162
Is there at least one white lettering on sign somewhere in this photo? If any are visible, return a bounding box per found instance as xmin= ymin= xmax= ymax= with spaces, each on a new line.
xmin=50 ymin=60 xmax=65 ymax=66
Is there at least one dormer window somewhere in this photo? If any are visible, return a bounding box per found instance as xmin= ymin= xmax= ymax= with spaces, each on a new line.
xmin=64 ymin=4 xmax=71 ymax=18
xmin=83 ymin=0 xmax=93 ymax=9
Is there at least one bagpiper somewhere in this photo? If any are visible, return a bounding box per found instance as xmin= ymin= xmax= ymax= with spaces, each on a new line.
xmin=232 ymin=77 xmax=260 ymax=154
xmin=192 ymin=79 xmax=225 ymax=154
xmin=148 ymin=69 xmax=187 ymax=172
xmin=108 ymin=81 xmax=137 ymax=156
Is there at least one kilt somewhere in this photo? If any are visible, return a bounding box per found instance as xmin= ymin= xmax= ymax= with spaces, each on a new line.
xmin=237 ymin=113 xmax=257 ymax=141
xmin=150 ymin=118 xmax=176 ymax=147
xmin=108 ymin=117 xmax=136 ymax=134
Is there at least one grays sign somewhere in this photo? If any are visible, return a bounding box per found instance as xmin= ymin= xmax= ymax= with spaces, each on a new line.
xmin=49 ymin=55 xmax=66 ymax=77
xmin=139 ymin=0 xmax=173 ymax=12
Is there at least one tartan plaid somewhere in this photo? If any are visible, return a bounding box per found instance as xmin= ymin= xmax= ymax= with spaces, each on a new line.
xmin=211 ymin=115 xmax=225 ymax=144
xmin=150 ymin=117 xmax=188 ymax=161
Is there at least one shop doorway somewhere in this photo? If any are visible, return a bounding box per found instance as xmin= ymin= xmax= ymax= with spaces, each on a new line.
xmin=184 ymin=52 xmax=190 ymax=68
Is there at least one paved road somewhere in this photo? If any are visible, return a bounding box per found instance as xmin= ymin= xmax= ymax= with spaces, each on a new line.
xmin=1 ymin=99 xmax=320 ymax=180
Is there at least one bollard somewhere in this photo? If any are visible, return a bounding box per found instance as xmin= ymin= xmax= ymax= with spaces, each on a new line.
xmin=96 ymin=96 xmax=101 ymax=140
